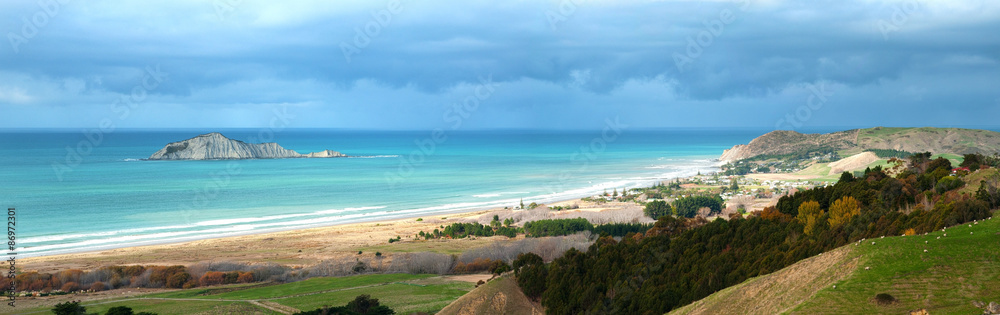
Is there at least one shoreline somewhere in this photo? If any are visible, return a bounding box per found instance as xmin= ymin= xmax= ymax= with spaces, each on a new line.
xmin=20 ymin=162 xmax=721 ymax=260
xmin=20 ymin=195 xmax=645 ymax=274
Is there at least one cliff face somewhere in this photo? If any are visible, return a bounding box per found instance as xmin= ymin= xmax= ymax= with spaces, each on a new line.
xmin=719 ymin=130 xmax=858 ymax=162
xmin=148 ymin=133 xmax=346 ymax=160
xmin=719 ymin=127 xmax=1000 ymax=162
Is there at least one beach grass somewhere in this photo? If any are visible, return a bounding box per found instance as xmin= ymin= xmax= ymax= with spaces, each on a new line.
xmin=358 ymin=237 xmax=502 ymax=255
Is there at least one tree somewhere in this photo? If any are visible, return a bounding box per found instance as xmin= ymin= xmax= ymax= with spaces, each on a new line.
xmin=796 ymin=201 xmax=823 ymax=236
xmin=827 ymin=196 xmax=860 ymax=227
xmin=513 ymin=253 xmax=547 ymax=301
xmin=165 ymin=273 xmax=190 ymax=289
xmin=105 ymin=306 xmax=135 ymax=315
xmin=673 ymin=195 xmax=724 ymax=218
xmin=926 ymin=157 xmax=952 ymax=174
xmin=345 ymin=295 xmax=394 ymax=315
xmin=643 ymin=200 xmax=672 ymax=220
xmin=613 ymin=188 xmax=618 ymax=197
xmin=90 ymin=281 xmax=107 ymax=292
xmin=961 ymin=153 xmax=984 ymax=171
xmin=60 ymin=281 xmax=80 ymax=292
xmin=730 ymin=180 xmax=739 ymax=191
xmin=291 ymin=294 xmax=395 ymax=315
xmin=52 ymin=301 xmax=87 ymax=315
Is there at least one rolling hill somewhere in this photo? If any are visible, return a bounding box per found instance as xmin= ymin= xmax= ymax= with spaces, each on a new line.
xmin=670 ymin=215 xmax=1000 ymax=315
xmin=720 ymin=127 xmax=1000 ymax=162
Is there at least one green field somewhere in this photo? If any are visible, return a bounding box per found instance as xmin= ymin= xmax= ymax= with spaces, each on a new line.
xmin=13 ymin=273 xmax=475 ymax=315
xmin=273 ymin=277 xmax=473 ymax=314
xmin=672 ymin=211 xmax=1000 ymax=315
xmin=791 ymin=215 xmax=1000 ymax=314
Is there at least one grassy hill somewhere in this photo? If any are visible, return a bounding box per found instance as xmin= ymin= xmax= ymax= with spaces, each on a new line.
xmin=670 ymin=214 xmax=1000 ymax=315
xmin=10 ymin=273 xmax=475 ymax=315
xmin=437 ymin=274 xmax=543 ymax=315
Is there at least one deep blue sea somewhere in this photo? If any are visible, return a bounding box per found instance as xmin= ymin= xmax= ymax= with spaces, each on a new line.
xmin=2 ymin=129 xmax=764 ymax=258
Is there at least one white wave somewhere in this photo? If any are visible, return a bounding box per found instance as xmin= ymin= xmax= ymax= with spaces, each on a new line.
xmin=22 ymin=224 xmax=194 ymax=244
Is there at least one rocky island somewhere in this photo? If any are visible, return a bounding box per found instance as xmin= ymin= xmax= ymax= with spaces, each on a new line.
xmin=148 ymin=132 xmax=347 ymax=160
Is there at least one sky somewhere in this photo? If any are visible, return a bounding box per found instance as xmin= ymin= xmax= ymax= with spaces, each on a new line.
xmin=1 ymin=0 xmax=999 ymax=131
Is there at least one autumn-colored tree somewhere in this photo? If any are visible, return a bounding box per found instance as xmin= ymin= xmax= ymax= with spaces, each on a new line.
xmin=200 ymin=271 xmax=225 ymax=286
xmin=796 ymin=201 xmax=823 ymax=236
xmin=827 ymin=196 xmax=860 ymax=227
xmin=236 ymin=272 xmax=254 ymax=283
xmin=60 ymin=282 xmax=80 ymax=292
xmin=90 ymin=281 xmax=106 ymax=292
xmin=758 ymin=206 xmax=792 ymax=222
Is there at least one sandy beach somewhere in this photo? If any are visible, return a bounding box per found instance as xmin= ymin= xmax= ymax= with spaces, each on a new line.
xmin=21 ymin=198 xmax=632 ymax=274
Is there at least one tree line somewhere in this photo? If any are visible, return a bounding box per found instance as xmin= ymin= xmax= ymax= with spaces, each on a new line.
xmin=522 ymin=153 xmax=998 ymax=313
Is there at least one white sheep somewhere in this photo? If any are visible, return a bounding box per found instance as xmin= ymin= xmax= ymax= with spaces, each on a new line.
xmin=923 ymin=249 xmax=928 ymax=253
xmin=925 ymin=241 xmax=928 ymax=244
xmin=936 ymin=236 xmax=940 ymax=239
xmin=865 ymin=266 xmax=870 ymax=270
xmin=969 ymin=224 xmax=973 ymax=227
xmin=880 ymin=236 xmax=885 ymax=239
xmin=971 ymin=232 xmax=974 ymax=235
xmin=872 ymin=241 xmax=876 ymax=245
xmin=944 ymin=233 xmax=947 ymax=237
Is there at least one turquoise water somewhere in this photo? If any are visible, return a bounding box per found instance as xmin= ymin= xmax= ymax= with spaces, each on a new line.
xmin=1 ymin=129 xmax=760 ymax=258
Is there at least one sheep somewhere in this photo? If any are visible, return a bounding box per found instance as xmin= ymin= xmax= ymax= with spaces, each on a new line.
xmin=880 ymin=236 xmax=885 ymax=239
xmin=971 ymin=232 xmax=974 ymax=235
xmin=936 ymin=236 xmax=940 ymax=239
xmin=923 ymin=249 xmax=928 ymax=253
xmin=865 ymin=266 xmax=870 ymax=270
xmin=925 ymin=241 xmax=928 ymax=244
xmin=871 ymin=241 xmax=876 ymax=245
xmin=944 ymin=233 xmax=947 ymax=237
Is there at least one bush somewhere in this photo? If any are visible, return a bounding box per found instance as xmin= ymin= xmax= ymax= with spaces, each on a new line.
xmin=874 ymin=293 xmax=897 ymax=305
xmin=90 ymin=281 xmax=106 ymax=292
xmin=200 ymin=271 xmax=225 ymax=286
xmin=105 ymin=306 xmax=135 ymax=315
xmin=292 ymin=294 xmax=395 ymax=315
xmin=523 ymin=218 xmax=593 ymax=237
xmin=60 ymin=281 xmax=80 ymax=293
xmin=165 ymin=273 xmax=190 ymax=289
xmin=52 ymin=301 xmax=87 ymax=315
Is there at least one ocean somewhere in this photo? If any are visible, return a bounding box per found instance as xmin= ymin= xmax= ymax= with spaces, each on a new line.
xmin=2 ymin=129 xmax=764 ymax=258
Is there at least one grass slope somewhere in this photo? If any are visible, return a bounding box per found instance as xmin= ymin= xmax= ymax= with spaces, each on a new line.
xmin=438 ymin=274 xmax=543 ymax=315
xmin=671 ymin=213 xmax=1000 ymax=315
